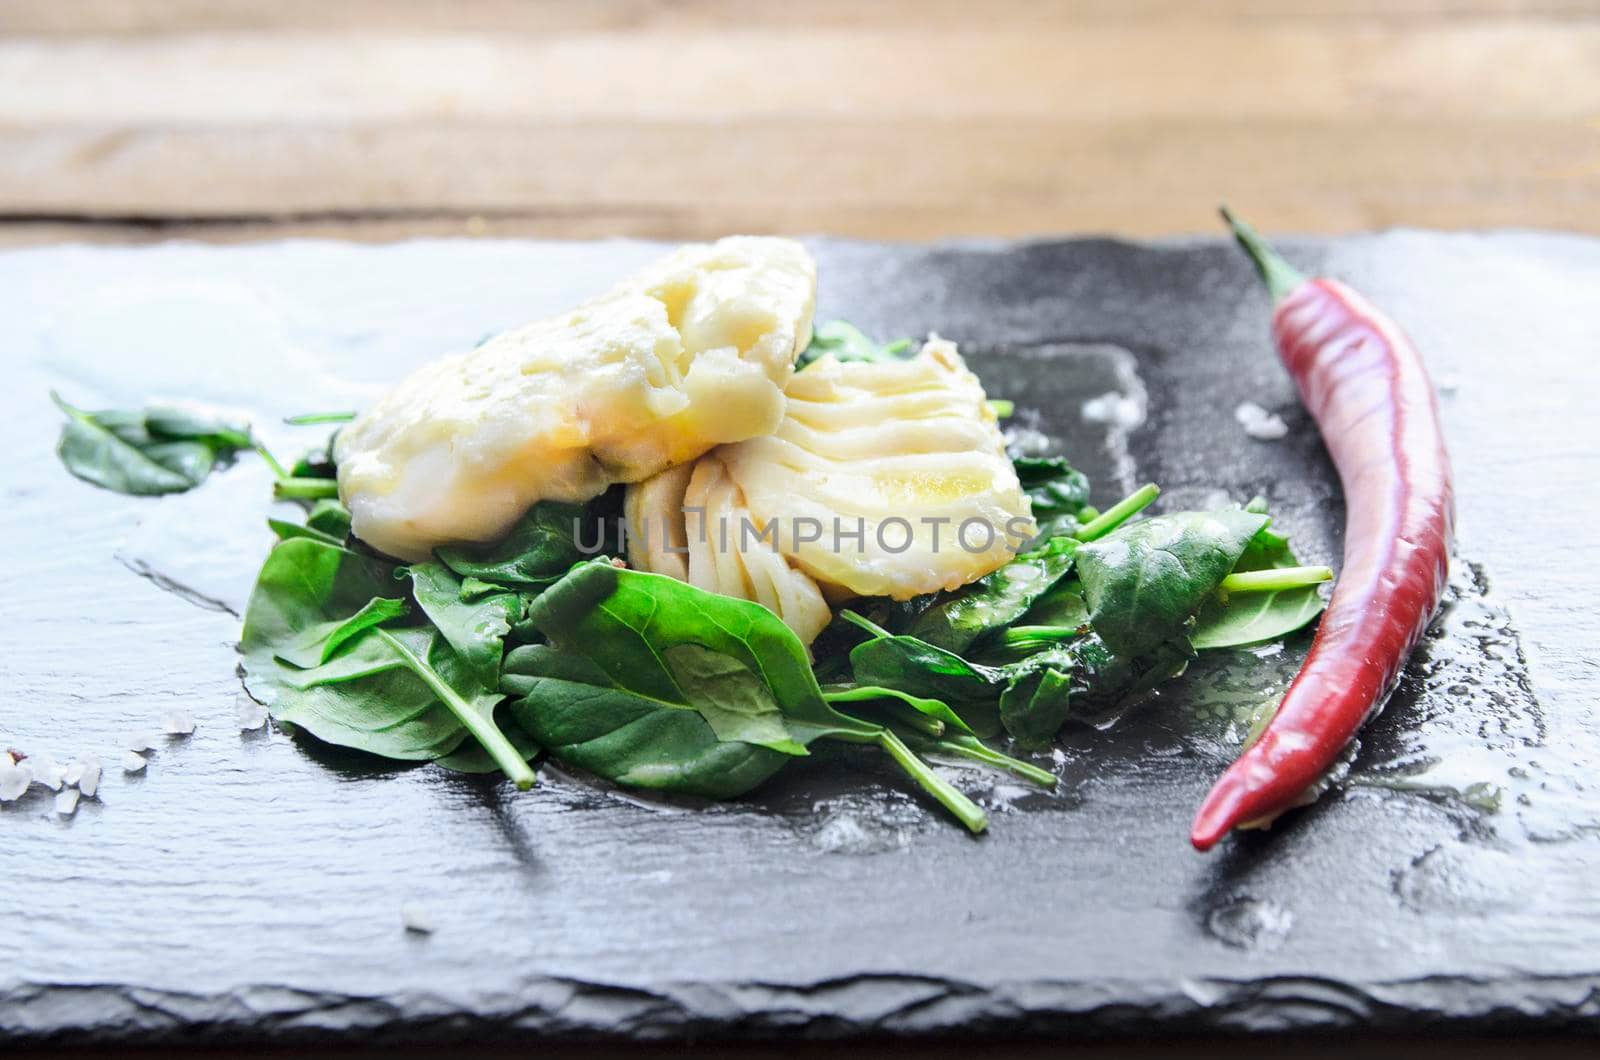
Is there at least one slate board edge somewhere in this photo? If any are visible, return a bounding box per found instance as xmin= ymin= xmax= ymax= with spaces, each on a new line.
xmin=6 ymin=972 xmax=1600 ymax=1044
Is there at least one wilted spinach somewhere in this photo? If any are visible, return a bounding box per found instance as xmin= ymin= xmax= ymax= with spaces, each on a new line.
xmin=1014 ymin=456 xmax=1094 ymax=540
xmin=239 ymin=537 xmax=536 ymax=787
xmin=1076 ymin=507 xmax=1270 ymax=658
xmin=405 ymin=560 xmax=521 ymax=690
xmin=437 ymin=501 xmax=595 ymax=590
xmin=996 ymin=644 xmax=1076 ymax=748
xmin=53 ymin=393 xmax=256 ymax=496
xmin=900 ymin=537 xmax=1079 ymax=653
xmin=1190 ymin=499 xmax=1329 ymax=650
xmin=504 ymin=561 xmax=990 ymax=831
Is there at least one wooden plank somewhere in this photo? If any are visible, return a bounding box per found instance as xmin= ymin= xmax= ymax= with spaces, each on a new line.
xmin=0 ymin=1 xmax=1595 ymax=241
xmin=0 ymin=118 xmax=1592 ymax=236
xmin=4 ymin=0 xmax=1599 ymax=35
xmin=2 ymin=25 xmax=1598 ymax=125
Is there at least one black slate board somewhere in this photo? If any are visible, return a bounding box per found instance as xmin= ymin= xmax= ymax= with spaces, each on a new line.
xmin=2 ymin=233 xmax=1598 ymax=1045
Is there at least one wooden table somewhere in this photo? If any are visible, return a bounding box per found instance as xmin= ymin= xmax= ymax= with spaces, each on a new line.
xmin=1 ymin=0 xmax=1597 ymax=246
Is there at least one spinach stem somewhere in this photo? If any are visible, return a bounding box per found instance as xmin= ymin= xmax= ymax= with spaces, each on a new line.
xmin=1219 ymin=565 xmax=1333 ymax=594
xmin=921 ymin=736 xmax=1058 ymax=789
xmin=999 ymin=625 xmax=1082 ymax=651
xmin=987 ymin=399 xmax=1015 ymax=419
xmin=252 ymin=441 xmax=290 ymax=480
xmin=374 ymin=628 xmax=536 ymax=790
xmin=1073 ymin=483 xmax=1160 ymax=542
xmin=838 ymin=609 xmax=893 ymax=640
xmin=821 ymin=688 xmax=944 ymax=736
xmin=875 ymin=728 xmax=988 ymax=834
xmin=880 ymin=700 xmax=945 ymax=738
xmin=284 ymin=411 xmax=357 ymax=425
xmin=274 ymin=476 xmax=341 ymax=500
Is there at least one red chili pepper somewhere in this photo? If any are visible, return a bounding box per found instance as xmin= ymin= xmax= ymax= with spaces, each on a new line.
xmin=1190 ymin=210 xmax=1455 ymax=851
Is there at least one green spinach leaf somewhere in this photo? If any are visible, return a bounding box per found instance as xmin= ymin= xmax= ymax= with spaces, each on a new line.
xmin=1076 ymin=507 xmax=1269 ymax=658
xmin=900 ymin=536 xmax=1078 ymax=653
xmin=997 ymin=644 xmax=1075 ymax=748
xmin=509 ymin=562 xmax=989 ymax=830
xmin=306 ymin=498 xmax=352 ymax=541
xmin=436 ymin=501 xmax=593 ymax=590
xmin=820 ymin=683 xmax=975 ymax=738
xmin=53 ymin=393 xmax=255 ymax=496
xmin=240 ymin=537 xmax=534 ymax=786
xmin=1021 ymin=578 xmax=1090 ymax=630
xmin=1190 ymin=500 xmax=1328 ymax=650
xmin=503 ymin=644 xmax=796 ymax=798
xmin=847 ymin=630 xmax=1006 ymax=738
xmin=405 ymin=560 xmax=520 ymax=690
xmin=1014 ymin=456 xmax=1094 ymax=540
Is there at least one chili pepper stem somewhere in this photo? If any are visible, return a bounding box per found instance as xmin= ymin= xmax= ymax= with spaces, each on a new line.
xmin=1220 ymin=206 xmax=1306 ymax=304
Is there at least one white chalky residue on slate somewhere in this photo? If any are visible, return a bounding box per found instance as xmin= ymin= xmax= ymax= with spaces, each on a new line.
xmin=123 ymin=751 xmax=147 ymax=774
xmin=55 ymin=788 xmax=80 ymax=816
xmin=1234 ymin=401 xmax=1290 ymax=441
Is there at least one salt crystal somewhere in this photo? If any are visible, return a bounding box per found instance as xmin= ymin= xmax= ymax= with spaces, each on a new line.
xmin=161 ymin=708 xmax=196 ymax=736
xmin=123 ymin=751 xmax=147 ymax=774
xmin=0 ymin=758 xmax=31 ymax=802
xmin=400 ymin=901 xmax=436 ymax=934
xmin=55 ymin=788 xmax=80 ymax=816
xmin=126 ymin=732 xmax=158 ymax=752
xmin=30 ymin=752 xmax=65 ymax=791
xmin=76 ymin=755 xmax=103 ymax=798
xmin=1249 ymin=641 xmax=1285 ymax=659
xmin=63 ymin=761 xmax=85 ymax=786
xmin=1082 ymin=391 xmax=1145 ymax=429
xmin=1234 ymin=401 xmax=1289 ymax=441
xmin=236 ymin=697 xmax=268 ymax=731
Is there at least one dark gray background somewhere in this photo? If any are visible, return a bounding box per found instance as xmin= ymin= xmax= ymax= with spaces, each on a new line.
xmin=1 ymin=233 xmax=1597 ymax=1046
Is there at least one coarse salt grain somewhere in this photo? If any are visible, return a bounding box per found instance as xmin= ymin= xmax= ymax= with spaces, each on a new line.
xmin=1081 ymin=391 xmax=1145 ymax=430
xmin=400 ymin=901 xmax=436 ymax=935
xmin=0 ymin=757 xmax=31 ymax=802
xmin=236 ymin=697 xmax=268 ymax=731
xmin=126 ymin=732 xmax=158 ymax=753
xmin=30 ymin=752 xmax=65 ymax=791
xmin=76 ymin=755 xmax=103 ymax=798
xmin=1234 ymin=401 xmax=1290 ymax=441
xmin=123 ymin=751 xmax=147 ymax=774
xmin=161 ymin=708 xmax=196 ymax=736
xmin=55 ymin=788 xmax=80 ymax=816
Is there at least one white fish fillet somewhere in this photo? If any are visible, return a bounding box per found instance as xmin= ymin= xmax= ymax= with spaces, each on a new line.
xmin=336 ymin=236 xmax=816 ymax=560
